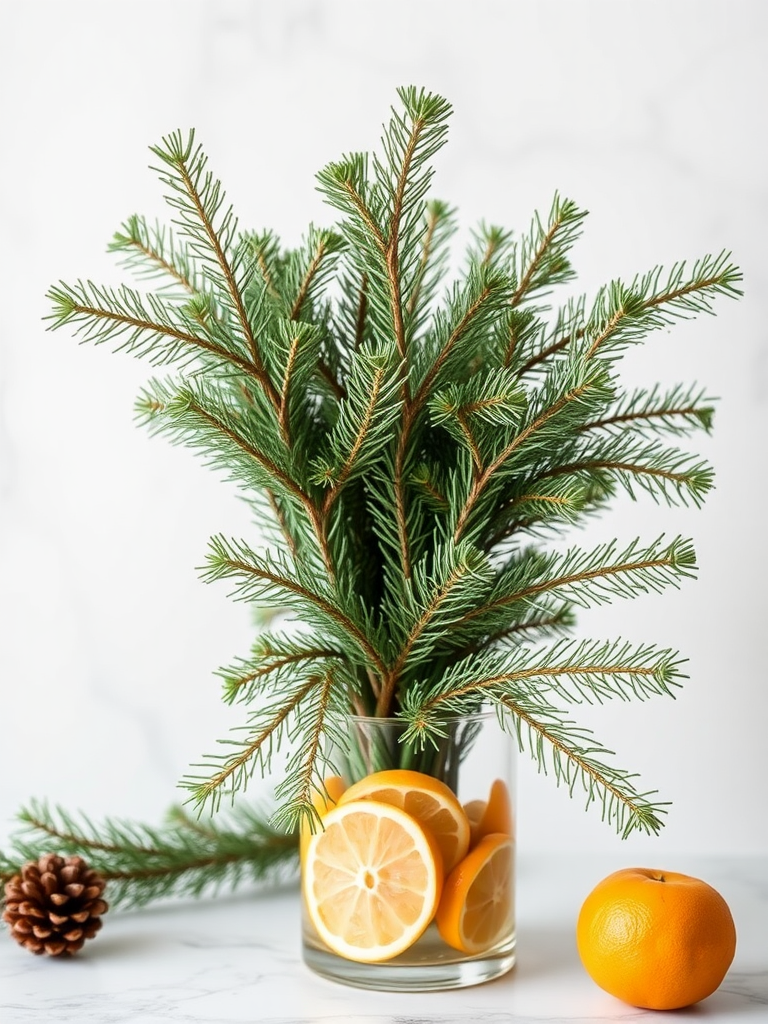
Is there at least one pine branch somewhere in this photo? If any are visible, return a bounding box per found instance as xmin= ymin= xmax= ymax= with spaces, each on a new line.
xmin=353 ymin=274 xmax=369 ymax=350
xmin=582 ymin=252 xmax=743 ymax=360
xmin=389 ymin=267 xmax=514 ymax=579
xmin=468 ymin=599 xmax=577 ymax=652
xmin=453 ymin=360 xmax=615 ymax=542
xmin=109 ymin=214 xmax=199 ymax=293
xmin=265 ymin=489 xmax=300 ymax=560
xmin=485 ymin=477 xmax=592 ymax=546
xmin=376 ymin=542 xmax=495 ymax=715
xmin=578 ymin=382 xmax=716 ymax=437
xmin=0 ymin=800 xmax=298 ymax=910
xmin=242 ymin=230 xmax=282 ymax=300
xmin=240 ymin=231 xmax=346 ymax=404
xmin=46 ymin=279 xmax=259 ymax=375
xmin=186 ymin=663 xmax=357 ymax=825
xmin=330 ymin=264 xmax=368 ymax=366
xmin=289 ymin=229 xmax=345 ymax=322
xmin=409 ymin=462 xmax=451 ymax=515
xmin=466 ymin=222 xmax=516 ymax=272
xmin=319 ymin=93 xmax=453 ymax=581
xmin=404 ymin=637 xmax=686 ymax=712
xmin=271 ymin=669 xmax=348 ymax=832
xmin=510 ymin=193 xmax=587 ymax=307
xmin=201 ymin=536 xmax=388 ymax=676
xmin=512 ymin=252 xmax=741 ymax=378
xmin=412 ymin=265 xmax=513 ymax=401
xmin=498 ymin=696 xmax=669 ymax=838
xmin=265 ymin=318 xmax=327 ymax=453
xmin=428 ymin=366 xmax=528 ymax=474
xmin=316 ymin=153 xmax=388 ymax=260
xmin=377 ymin=87 xmax=453 ymax=358
xmin=405 ymin=199 xmax=457 ymax=328
xmin=136 ymin=375 xmax=342 ymax=578
xmin=540 ymin=436 xmax=715 ymax=508
xmin=452 ymin=535 xmax=697 ymax=641
xmin=183 ymin=674 xmax=322 ymax=814
xmin=137 ymin=378 xmax=306 ymax=499
xmin=311 ymin=341 xmax=402 ymax=510
xmin=512 ymin=297 xmax=586 ymax=377
xmin=217 ymin=631 xmax=346 ymax=705
xmin=278 ymin=329 xmax=305 ymax=446
xmin=401 ymin=648 xmax=679 ymax=838
xmin=150 ymin=129 xmax=281 ymax=410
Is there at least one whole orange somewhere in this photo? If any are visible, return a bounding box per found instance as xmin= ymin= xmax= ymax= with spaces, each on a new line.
xmin=576 ymin=867 xmax=736 ymax=1010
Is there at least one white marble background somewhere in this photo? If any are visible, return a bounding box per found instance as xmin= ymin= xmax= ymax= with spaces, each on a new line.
xmin=1 ymin=0 xmax=766 ymax=861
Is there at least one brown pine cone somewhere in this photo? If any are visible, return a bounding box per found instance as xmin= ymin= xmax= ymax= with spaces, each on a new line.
xmin=2 ymin=853 xmax=108 ymax=956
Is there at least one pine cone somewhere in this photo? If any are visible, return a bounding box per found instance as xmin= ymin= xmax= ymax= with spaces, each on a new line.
xmin=2 ymin=854 xmax=108 ymax=956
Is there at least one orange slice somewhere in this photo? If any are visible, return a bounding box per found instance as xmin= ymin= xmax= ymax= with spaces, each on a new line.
xmin=303 ymin=799 xmax=444 ymax=963
xmin=436 ymin=832 xmax=514 ymax=954
xmin=463 ymin=798 xmax=487 ymax=848
xmin=299 ymin=775 xmax=347 ymax=861
xmin=475 ymin=778 xmax=513 ymax=841
xmin=338 ymin=769 xmax=470 ymax=873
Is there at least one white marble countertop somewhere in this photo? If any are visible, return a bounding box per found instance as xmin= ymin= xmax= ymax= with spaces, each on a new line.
xmin=1 ymin=855 xmax=765 ymax=1023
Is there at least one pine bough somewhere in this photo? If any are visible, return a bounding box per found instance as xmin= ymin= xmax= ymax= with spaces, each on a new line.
xmin=5 ymin=87 xmax=742 ymax=907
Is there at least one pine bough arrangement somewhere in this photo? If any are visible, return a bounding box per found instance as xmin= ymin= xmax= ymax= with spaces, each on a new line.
xmin=2 ymin=88 xmax=741 ymax=913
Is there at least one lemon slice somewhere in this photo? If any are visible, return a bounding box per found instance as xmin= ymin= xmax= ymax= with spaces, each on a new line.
xmin=303 ymin=798 xmax=443 ymax=963
xmin=338 ymin=769 xmax=470 ymax=873
xmin=436 ymin=832 xmax=514 ymax=954
xmin=299 ymin=775 xmax=347 ymax=861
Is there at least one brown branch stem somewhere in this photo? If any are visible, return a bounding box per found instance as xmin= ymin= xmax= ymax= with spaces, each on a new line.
xmin=578 ymin=404 xmax=708 ymax=433
xmin=126 ymin=236 xmax=195 ymax=293
xmin=65 ymin=301 xmax=267 ymax=383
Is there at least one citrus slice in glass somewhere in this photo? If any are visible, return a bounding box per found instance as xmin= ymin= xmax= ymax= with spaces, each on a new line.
xmin=436 ymin=832 xmax=514 ymax=954
xmin=462 ymin=798 xmax=487 ymax=848
xmin=303 ymin=799 xmax=444 ymax=963
xmin=299 ymin=775 xmax=347 ymax=861
xmin=338 ymin=769 xmax=470 ymax=873
xmin=476 ymin=778 xmax=513 ymax=840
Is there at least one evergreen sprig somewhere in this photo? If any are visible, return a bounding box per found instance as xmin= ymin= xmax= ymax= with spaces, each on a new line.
xmin=40 ymin=85 xmax=742 ymax=868
xmin=109 ymin=214 xmax=201 ymax=293
xmin=0 ymin=800 xmax=298 ymax=910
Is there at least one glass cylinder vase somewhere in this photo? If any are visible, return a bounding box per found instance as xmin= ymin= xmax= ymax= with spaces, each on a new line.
xmin=301 ymin=711 xmax=516 ymax=991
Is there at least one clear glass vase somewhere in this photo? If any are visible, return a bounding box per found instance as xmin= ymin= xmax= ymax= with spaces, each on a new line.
xmin=301 ymin=711 xmax=516 ymax=991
